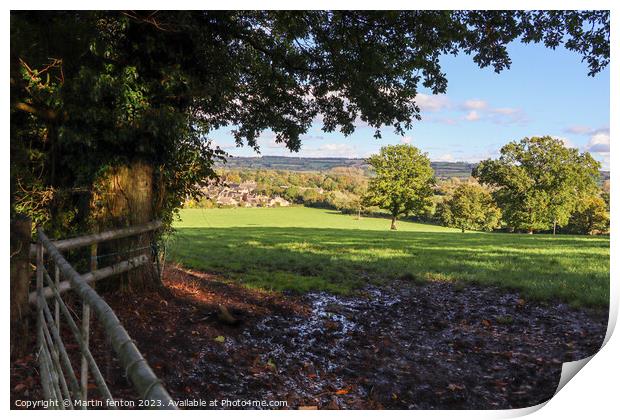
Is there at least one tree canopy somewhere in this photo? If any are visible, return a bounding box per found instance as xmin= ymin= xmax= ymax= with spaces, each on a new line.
xmin=566 ymin=193 xmax=610 ymax=235
xmin=438 ymin=182 xmax=501 ymax=232
xmin=364 ymin=144 xmax=434 ymax=229
xmin=473 ymin=136 xmax=601 ymax=234
xmin=10 ymin=11 xmax=610 ymax=232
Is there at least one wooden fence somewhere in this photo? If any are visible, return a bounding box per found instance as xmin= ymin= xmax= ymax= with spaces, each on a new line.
xmin=32 ymin=221 xmax=176 ymax=409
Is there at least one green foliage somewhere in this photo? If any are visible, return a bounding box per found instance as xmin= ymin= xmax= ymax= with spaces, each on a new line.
xmin=364 ymin=145 xmax=434 ymax=229
xmin=214 ymin=168 xmax=368 ymax=212
xmin=439 ymin=183 xmax=501 ymax=232
xmin=474 ymin=136 xmax=600 ymax=233
xmin=566 ymin=193 xmax=610 ymax=235
xmin=169 ymin=207 xmax=609 ymax=307
xmin=11 ymin=12 xmax=224 ymax=235
xmin=11 ymin=11 xmax=609 ymax=235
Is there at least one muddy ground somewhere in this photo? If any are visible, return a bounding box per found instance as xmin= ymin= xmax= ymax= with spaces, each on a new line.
xmin=11 ymin=266 xmax=607 ymax=409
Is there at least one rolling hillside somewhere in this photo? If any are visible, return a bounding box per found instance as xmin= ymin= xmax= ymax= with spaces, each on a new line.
xmin=219 ymin=155 xmax=476 ymax=179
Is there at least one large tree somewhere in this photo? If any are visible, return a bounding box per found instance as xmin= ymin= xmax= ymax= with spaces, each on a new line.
xmin=11 ymin=10 xmax=610 ymax=235
xmin=439 ymin=182 xmax=501 ymax=232
xmin=364 ymin=145 xmax=434 ymax=230
xmin=473 ymin=136 xmax=600 ymax=234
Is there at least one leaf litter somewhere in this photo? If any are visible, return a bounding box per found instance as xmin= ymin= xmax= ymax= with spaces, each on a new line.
xmin=11 ymin=265 xmax=607 ymax=409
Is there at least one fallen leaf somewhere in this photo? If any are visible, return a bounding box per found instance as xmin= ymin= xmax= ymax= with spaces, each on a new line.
xmin=335 ymin=389 xmax=349 ymax=395
xmin=447 ymin=383 xmax=464 ymax=391
xmin=299 ymin=406 xmax=317 ymax=410
xmin=13 ymin=383 xmax=27 ymax=392
xmin=214 ymin=335 xmax=225 ymax=343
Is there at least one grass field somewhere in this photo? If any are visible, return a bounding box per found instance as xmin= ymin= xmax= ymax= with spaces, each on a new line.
xmin=167 ymin=207 xmax=609 ymax=307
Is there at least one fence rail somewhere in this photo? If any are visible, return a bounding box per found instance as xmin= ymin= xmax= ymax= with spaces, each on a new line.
xmin=33 ymin=221 xmax=176 ymax=409
xmin=30 ymin=221 xmax=163 ymax=258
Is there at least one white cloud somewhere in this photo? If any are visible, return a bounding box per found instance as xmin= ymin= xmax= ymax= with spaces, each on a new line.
xmin=463 ymin=99 xmax=487 ymax=110
xmin=565 ymin=125 xmax=594 ymax=135
xmin=465 ymin=110 xmax=480 ymax=121
xmin=423 ymin=116 xmax=458 ymax=125
xmin=208 ymin=139 xmax=237 ymax=151
xmin=436 ymin=153 xmax=454 ymax=162
xmin=401 ymin=136 xmax=412 ymax=144
xmin=415 ymin=93 xmax=450 ymax=112
xmin=592 ymin=153 xmax=610 ymax=171
xmin=488 ymin=107 xmax=528 ymax=125
xmin=439 ymin=118 xmax=458 ymax=125
xmin=491 ymin=107 xmax=520 ymax=115
xmin=301 ymin=134 xmax=325 ymax=141
xmin=255 ymin=132 xmax=284 ymax=150
xmin=551 ymin=136 xmax=575 ymax=148
xmin=586 ymin=129 xmax=610 ymax=153
xmin=302 ymin=143 xmax=359 ymax=158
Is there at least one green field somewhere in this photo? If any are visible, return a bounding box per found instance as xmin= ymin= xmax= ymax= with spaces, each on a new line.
xmin=168 ymin=207 xmax=609 ymax=307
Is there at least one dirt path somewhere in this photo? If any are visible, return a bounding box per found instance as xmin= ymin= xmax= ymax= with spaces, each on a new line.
xmin=11 ymin=266 xmax=607 ymax=409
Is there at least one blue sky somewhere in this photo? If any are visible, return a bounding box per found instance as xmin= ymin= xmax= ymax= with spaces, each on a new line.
xmin=208 ymin=41 xmax=610 ymax=170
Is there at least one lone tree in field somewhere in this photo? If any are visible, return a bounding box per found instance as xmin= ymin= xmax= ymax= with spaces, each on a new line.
xmin=439 ymin=183 xmax=501 ymax=232
xmin=473 ymin=136 xmax=600 ymax=234
xmin=364 ymin=145 xmax=434 ymax=230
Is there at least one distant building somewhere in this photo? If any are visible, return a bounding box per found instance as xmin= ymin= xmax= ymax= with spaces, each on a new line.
xmin=268 ymin=196 xmax=290 ymax=207
xmin=217 ymin=196 xmax=238 ymax=207
xmin=201 ymin=180 xmax=289 ymax=208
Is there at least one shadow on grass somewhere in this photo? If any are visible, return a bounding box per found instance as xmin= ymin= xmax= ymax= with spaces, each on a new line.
xmin=167 ymin=227 xmax=609 ymax=308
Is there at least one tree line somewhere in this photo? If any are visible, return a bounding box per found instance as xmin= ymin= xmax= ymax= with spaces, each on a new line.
xmin=202 ymin=136 xmax=609 ymax=235
xmin=364 ymin=137 xmax=609 ymax=234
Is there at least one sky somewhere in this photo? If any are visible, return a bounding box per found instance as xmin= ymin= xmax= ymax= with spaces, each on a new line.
xmin=208 ymin=41 xmax=610 ymax=170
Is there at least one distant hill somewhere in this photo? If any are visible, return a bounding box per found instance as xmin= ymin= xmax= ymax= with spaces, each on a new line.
xmin=219 ymin=155 xmax=477 ymax=179
xmin=220 ymin=155 xmax=609 ymax=182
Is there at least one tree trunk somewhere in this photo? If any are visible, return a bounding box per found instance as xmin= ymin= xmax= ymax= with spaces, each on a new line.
xmin=390 ymin=216 xmax=397 ymax=230
xmin=90 ymin=162 xmax=159 ymax=292
xmin=10 ymin=215 xmax=31 ymax=359
xmin=461 ymin=226 xmax=465 ymax=233
xmin=553 ymin=219 xmax=557 ymax=235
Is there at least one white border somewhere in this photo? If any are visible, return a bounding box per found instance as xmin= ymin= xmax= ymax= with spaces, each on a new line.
xmin=3 ymin=2 xmax=617 ymax=419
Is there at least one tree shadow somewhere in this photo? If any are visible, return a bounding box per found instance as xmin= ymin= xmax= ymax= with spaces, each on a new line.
xmin=168 ymin=226 xmax=609 ymax=307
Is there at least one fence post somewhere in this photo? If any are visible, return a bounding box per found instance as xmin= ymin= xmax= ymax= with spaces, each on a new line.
xmin=10 ymin=215 xmax=31 ymax=358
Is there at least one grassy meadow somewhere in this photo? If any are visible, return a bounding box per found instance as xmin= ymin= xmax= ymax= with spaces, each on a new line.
xmin=167 ymin=207 xmax=609 ymax=307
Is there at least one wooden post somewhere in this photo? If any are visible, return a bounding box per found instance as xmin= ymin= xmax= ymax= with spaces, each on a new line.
xmin=10 ymin=215 xmax=31 ymax=358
